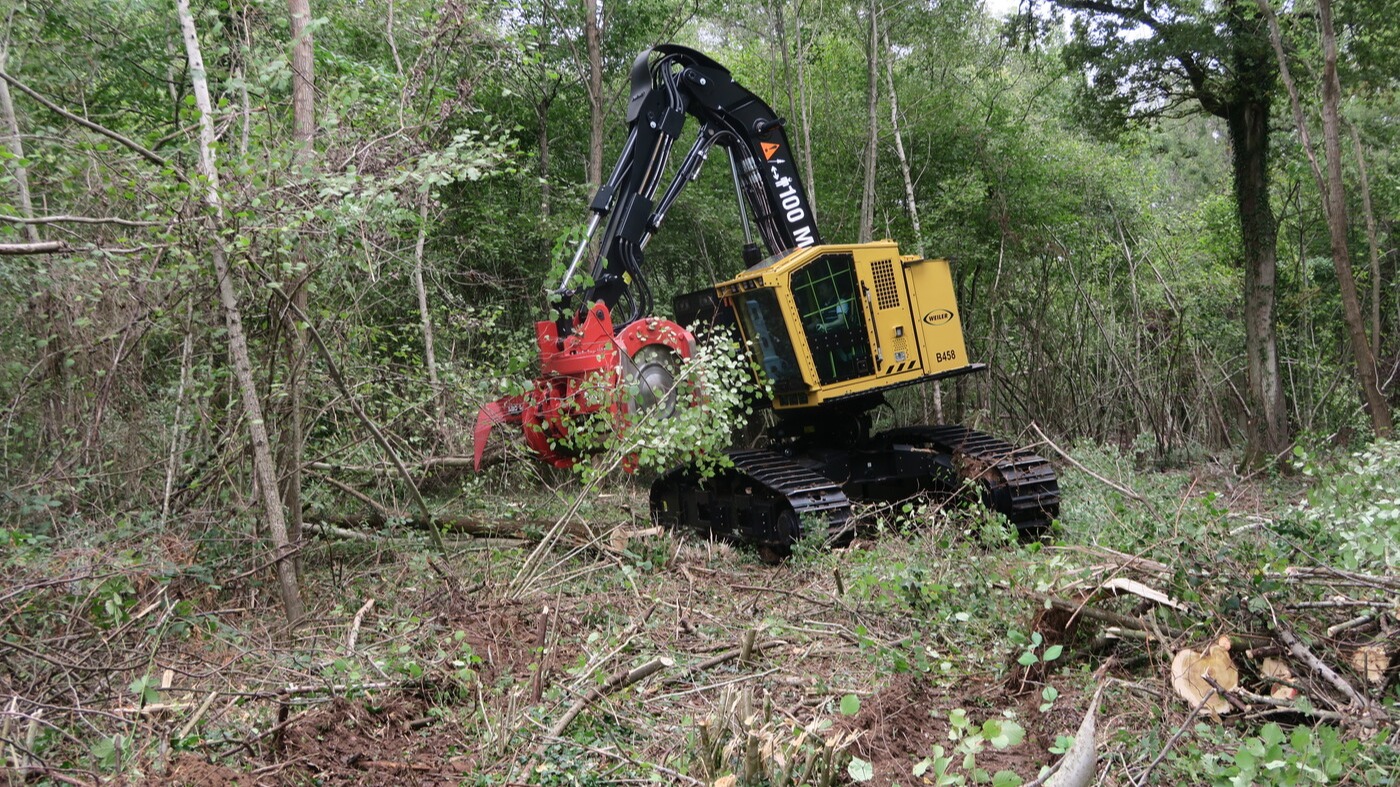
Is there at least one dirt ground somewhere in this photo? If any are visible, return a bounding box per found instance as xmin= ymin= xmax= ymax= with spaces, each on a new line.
xmin=129 ymin=531 xmax=1146 ymax=786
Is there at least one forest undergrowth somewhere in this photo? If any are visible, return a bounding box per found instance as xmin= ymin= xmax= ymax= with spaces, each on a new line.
xmin=3 ymin=441 xmax=1398 ymax=786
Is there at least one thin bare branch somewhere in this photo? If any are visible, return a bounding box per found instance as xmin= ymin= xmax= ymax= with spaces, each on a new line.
xmin=0 ymin=70 xmax=175 ymax=172
xmin=0 ymin=214 xmax=170 ymax=227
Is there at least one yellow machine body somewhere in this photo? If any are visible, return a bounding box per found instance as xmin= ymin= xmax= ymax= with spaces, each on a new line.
xmin=715 ymin=241 xmax=977 ymax=411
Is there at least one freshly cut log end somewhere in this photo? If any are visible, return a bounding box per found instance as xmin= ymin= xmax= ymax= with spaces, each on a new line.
xmin=1171 ymin=636 xmax=1239 ymax=715
xmin=1351 ymin=644 xmax=1391 ymax=686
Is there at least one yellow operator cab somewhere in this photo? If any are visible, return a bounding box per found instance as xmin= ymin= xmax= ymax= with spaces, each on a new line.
xmin=715 ymin=240 xmax=983 ymax=411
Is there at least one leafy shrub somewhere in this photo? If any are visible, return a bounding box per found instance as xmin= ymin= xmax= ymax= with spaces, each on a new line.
xmin=1290 ymin=440 xmax=1400 ymax=570
xmin=1170 ymin=722 xmax=1395 ymax=786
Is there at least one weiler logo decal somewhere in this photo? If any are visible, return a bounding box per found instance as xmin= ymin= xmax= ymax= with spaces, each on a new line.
xmin=922 ymin=309 xmax=954 ymax=326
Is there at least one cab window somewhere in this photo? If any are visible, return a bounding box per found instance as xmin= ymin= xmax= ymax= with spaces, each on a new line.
xmin=791 ymin=254 xmax=872 ymax=384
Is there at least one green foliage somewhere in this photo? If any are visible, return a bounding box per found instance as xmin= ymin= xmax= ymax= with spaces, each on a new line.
xmin=912 ymin=710 xmax=1030 ymax=786
xmin=1170 ymin=722 xmax=1395 ymax=786
xmin=1288 ymin=440 xmax=1400 ymax=571
xmin=562 ymin=328 xmax=769 ymax=483
xmin=1009 ymin=629 xmax=1062 ymax=668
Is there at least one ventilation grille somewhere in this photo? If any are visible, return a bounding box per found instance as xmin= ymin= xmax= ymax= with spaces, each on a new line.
xmin=872 ymin=259 xmax=900 ymax=310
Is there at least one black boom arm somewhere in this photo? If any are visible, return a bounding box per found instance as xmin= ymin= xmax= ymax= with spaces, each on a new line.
xmin=552 ymin=44 xmax=821 ymax=327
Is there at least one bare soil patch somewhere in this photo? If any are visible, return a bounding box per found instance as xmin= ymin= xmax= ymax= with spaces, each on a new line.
xmin=845 ymin=672 xmax=1089 ymax=785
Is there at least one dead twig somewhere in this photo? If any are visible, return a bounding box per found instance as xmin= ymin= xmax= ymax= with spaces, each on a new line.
xmin=1030 ymin=422 xmax=1147 ymax=503
xmin=346 ymin=599 xmax=375 ymax=655
xmin=1271 ymin=615 xmax=1376 ymax=716
xmin=547 ymin=656 xmax=673 ymax=738
xmin=666 ymin=640 xmax=788 ymax=683
xmin=1201 ymin=673 xmax=1249 ymax=714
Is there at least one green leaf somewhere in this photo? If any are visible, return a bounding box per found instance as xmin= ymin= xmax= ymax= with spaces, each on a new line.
xmin=992 ymin=770 xmax=1024 ymax=787
xmin=848 ymin=757 xmax=874 ymax=782
xmin=1042 ymin=644 xmax=1063 ymax=662
xmin=840 ymin=693 xmax=862 ymax=716
xmin=987 ymin=719 xmax=1025 ymax=749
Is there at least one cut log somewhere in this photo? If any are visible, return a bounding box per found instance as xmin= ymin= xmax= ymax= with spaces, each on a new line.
xmin=1170 ymin=636 xmax=1238 ymax=715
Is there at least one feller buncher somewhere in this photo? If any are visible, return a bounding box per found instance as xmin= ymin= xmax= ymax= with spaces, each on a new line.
xmin=475 ymin=45 xmax=1059 ymax=557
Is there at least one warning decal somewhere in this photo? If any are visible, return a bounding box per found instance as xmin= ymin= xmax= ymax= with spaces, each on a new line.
xmin=761 ymin=142 xmax=780 ymax=160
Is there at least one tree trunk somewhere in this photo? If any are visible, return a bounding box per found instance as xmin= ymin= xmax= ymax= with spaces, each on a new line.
xmin=794 ymin=0 xmax=817 ymax=222
xmin=1228 ymin=98 xmax=1289 ymax=466
xmin=0 ymin=40 xmax=38 ymax=244
xmin=177 ymin=0 xmax=305 ymax=625
xmin=283 ymin=0 xmax=318 ymax=564
xmin=776 ymin=0 xmax=797 ymax=133
xmin=857 ymin=0 xmax=879 ymax=243
xmin=413 ymin=197 xmax=442 ymax=428
xmin=1316 ymin=0 xmax=1391 ymax=436
xmin=882 ymin=29 xmax=937 ymax=421
xmin=288 ymin=0 xmax=315 ymax=160
xmin=882 ymin=30 xmax=921 ymax=257
xmin=583 ymin=0 xmax=603 ymax=187
xmin=1346 ymin=121 xmax=1382 ymax=360
xmin=538 ymin=97 xmax=551 ymax=218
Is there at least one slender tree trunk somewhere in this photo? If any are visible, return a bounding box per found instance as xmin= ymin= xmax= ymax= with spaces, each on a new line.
xmin=0 ymin=39 xmax=38 ymax=244
xmin=387 ymin=0 xmax=406 ymax=128
xmin=288 ymin=0 xmax=315 ymax=159
xmin=857 ymin=0 xmax=879 ymax=243
xmin=794 ymin=0 xmax=817 ymax=221
xmin=776 ymin=0 xmax=797 ymax=131
xmin=583 ymin=0 xmax=603 ymax=187
xmin=177 ymin=0 xmax=305 ymax=625
xmin=1316 ymin=0 xmax=1391 ymax=435
xmin=882 ymin=31 xmax=921 ymax=257
xmin=283 ymin=0 xmax=318 ymax=562
xmin=881 ymin=29 xmax=937 ymax=421
xmin=1346 ymin=121 xmax=1382 ymax=359
xmin=538 ymin=97 xmax=551 ymax=218
xmin=1258 ymin=0 xmax=1391 ymax=437
xmin=413 ymin=197 xmax=442 ymax=428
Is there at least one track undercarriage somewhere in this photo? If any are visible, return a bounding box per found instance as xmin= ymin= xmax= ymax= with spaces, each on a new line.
xmin=650 ymin=422 xmax=1059 ymax=560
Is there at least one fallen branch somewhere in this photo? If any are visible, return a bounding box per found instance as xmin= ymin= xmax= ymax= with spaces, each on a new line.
xmin=1011 ymin=586 xmax=1272 ymax=648
xmin=666 ymin=640 xmax=788 ymax=683
xmin=1274 ymin=566 xmax=1400 ymax=592
xmin=1326 ymin=613 xmax=1380 ymax=638
xmin=177 ymin=692 xmax=220 ymax=740
xmin=309 ymin=471 xmax=394 ymax=520
xmin=306 ymin=512 xmax=584 ymax=540
xmin=1030 ymin=422 xmax=1147 ymax=503
xmin=1234 ymin=688 xmax=1349 ymax=722
xmin=1201 ymin=673 xmax=1249 ymax=714
xmin=1031 ymin=682 xmax=1106 ymax=787
xmin=1271 ymin=616 xmax=1375 ymax=715
xmin=283 ymin=297 xmax=444 ymax=552
xmin=548 ymin=656 xmax=673 ymax=738
xmin=306 ymin=520 xmax=532 ymax=551
xmin=0 ymin=240 xmax=66 ymax=255
xmin=0 ymin=213 xmax=170 ymax=227
xmin=346 ymin=599 xmax=375 ymax=655
xmin=308 ymin=457 xmax=478 ymax=474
